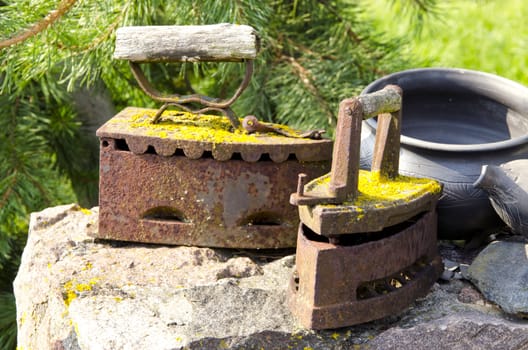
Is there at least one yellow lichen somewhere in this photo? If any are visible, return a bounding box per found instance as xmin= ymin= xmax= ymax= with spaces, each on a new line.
xmin=308 ymin=170 xmax=441 ymax=208
xmin=81 ymin=261 xmax=93 ymax=271
xmin=80 ymin=208 xmax=92 ymax=215
xmin=63 ymin=278 xmax=99 ymax=306
xmin=73 ymin=206 xmax=92 ymax=215
xmin=110 ymin=109 xmax=307 ymax=144
xmin=352 ymin=170 xmax=441 ymax=207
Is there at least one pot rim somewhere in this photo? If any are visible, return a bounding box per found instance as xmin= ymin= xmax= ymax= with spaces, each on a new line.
xmin=362 ymin=67 xmax=528 ymax=152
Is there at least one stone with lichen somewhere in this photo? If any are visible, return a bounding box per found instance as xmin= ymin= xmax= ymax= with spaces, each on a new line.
xmin=14 ymin=204 xmax=528 ymax=349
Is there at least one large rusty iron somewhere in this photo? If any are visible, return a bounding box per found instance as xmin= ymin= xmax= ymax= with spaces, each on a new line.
xmin=97 ymin=24 xmax=333 ymax=248
xmin=288 ymin=85 xmax=443 ymax=329
xmin=96 ymin=107 xmax=332 ymax=248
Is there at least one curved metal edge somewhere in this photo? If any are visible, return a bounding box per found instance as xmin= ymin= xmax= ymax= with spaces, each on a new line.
xmin=362 ymin=68 xmax=528 ymax=153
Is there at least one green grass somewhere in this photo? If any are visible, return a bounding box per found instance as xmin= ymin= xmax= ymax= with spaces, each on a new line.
xmin=362 ymin=0 xmax=528 ymax=85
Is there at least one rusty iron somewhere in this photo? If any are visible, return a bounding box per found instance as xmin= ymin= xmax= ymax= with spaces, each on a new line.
xmin=287 ymin=85 xmax=443 ymax=329
xmin=96 ymin=107 xmax=332 ymax=248
xmin=288 ymin=212 xmax=443 ymax=330
xmin=242 ymin=115 xmax=325 ymax=140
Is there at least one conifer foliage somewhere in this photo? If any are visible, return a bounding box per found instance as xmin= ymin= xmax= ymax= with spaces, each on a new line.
xmin=0 ymin=1 xmax=437 ymax=348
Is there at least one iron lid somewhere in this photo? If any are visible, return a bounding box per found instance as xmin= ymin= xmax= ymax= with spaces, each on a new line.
xmin=97 ymin=107 xmax=333 ymax=162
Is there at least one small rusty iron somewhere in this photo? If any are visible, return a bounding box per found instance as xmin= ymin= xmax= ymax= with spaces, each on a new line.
xmin=96 ymin=107 xmax=333 ymax=248
xmin=287 ymin=85 xmax=443 ymax=329
xmin=242 ymin=115 xmax=325 ymax=140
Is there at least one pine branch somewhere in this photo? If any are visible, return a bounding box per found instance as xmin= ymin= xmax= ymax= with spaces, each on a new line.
xmin=0 ymin=175 xmax=17 ymax=212
xmin=317 ymin=0 xmax=364 ymax=44
xmin=55 ymin=0 xmax=131 ymax=53
xmin=280 ymin=54 xmax=336 ymax=126
xmin=0 ymin=0 xmax=77 ymax=49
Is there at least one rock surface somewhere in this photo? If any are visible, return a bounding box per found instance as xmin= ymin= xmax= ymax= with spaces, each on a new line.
xmin=467 ymin=239 xmax=528 ymax=317
xmin=14 ymin=204 xmax=528 ymax=350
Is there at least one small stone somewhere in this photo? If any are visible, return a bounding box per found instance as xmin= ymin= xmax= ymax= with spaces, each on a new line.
xmin=467 ymin=240 xmax=528 ymax=316
xmin=443 ymin=258 xmax=459 ymax=271
xmin=459 ymin=264 xmax=470 ymax=279
xmin=440 ymin=269 xmax=455 ymax=281
xmin=214 ymin=257 xmax=263 ymax=279
xmin=458 ymin=286 xmax=483 ymax=304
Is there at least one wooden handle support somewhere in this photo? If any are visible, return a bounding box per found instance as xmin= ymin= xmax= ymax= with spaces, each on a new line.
xmin=114 ymin=23 xmax=259 ymax=63
xmin=290 ymin=85 xmax=403 ymax=206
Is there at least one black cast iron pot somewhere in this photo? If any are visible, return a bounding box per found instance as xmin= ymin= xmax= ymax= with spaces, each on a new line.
xmin=360 ymin=68 xmax=528 ymax=239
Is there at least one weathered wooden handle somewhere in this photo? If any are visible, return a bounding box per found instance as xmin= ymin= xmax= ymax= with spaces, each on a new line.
xmin=114 ymin=23 xmax=259 ymax=63
xmin=357 ymin=85 xmax=402 ymax=119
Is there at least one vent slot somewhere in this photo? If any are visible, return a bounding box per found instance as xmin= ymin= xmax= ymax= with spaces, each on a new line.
xmin=301 ymin=212 xmax=428 ymax=246
xmin=356 ymin=256 xmax=429 ymax=300
xmin=141 ymin=206 xmax=188 ymax=223
xmin=243 ymin=211 xmax=283 ymax=226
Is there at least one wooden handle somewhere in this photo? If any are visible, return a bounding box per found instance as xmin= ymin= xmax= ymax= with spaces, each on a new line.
xmin=357 ymin=85 xmax=402 ymax=119
xmin=114 ymin=23 xmax=259 ymax=63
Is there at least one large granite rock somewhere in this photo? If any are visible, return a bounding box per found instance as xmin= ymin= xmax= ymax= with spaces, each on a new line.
xmin=14 ymin=204 xmax=528 ymax=349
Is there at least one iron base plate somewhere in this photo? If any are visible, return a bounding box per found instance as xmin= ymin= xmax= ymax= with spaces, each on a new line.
xmin=288 ymin=210 xmax=442 ymax=329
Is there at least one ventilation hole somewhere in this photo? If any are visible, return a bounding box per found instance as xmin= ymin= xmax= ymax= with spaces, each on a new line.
xmin=230 ymin=152 xmax=243 ymax=160
xmin=373 ymin=282 xmax=388 ymax=295
xmin=390 ymin=278 xmax=403 ymax=289
xmin=287 ymin=153 xmax=298 ymax=161
xmin=145 ymin=145 xmax=157 ymax=154
xmin=101 ymin=140 xmax=110 ymax=148
xmin=141 ymin=206 xmax=188 ymax=223
xmin=174 ymin=148 xmax=185 ymax=157
xmin=243 ymin=212 xmax=282 ymax=226
xmin=114 ymin=139 xmax=130 ymax=151
xmin=356 ymin=256 xmax=430 ymax=300
xmin=400 ymin=272 xmax=412 ymax=281
xmin=202 ymin=151 xmax=214 ymax=159
xmin=259 ymin=153 xmax=272 ymax=161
